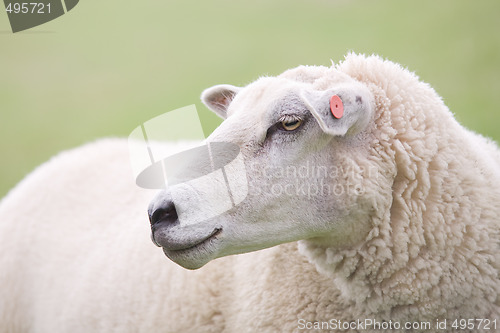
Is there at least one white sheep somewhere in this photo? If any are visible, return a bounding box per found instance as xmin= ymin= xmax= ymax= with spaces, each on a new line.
xmin=1 ymin=54 xmax=499 ymax=332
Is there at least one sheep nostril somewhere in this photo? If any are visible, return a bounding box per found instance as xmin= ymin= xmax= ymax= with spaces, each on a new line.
xmin=149 ymin=201 xmax=178 ymax=226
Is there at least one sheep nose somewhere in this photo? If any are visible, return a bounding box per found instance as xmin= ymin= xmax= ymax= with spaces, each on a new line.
xmin=148 ymin=192 xmax=179 ymax=247
xmin=149 ymin=199 xmax=178 ymax=227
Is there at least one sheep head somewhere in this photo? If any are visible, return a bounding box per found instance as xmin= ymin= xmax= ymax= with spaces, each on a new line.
xmin=148 ymin=68 xmax=384 ymax=270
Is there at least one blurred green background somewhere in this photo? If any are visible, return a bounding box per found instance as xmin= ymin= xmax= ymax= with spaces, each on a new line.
xmin=1 ymin=0 xmax=499 ymax=198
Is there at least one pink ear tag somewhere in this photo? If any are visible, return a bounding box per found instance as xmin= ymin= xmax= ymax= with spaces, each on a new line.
xmin=330 ymin=95 xmax=344 ymax=119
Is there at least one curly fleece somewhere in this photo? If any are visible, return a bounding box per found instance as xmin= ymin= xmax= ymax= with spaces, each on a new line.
xmin=298 ymin=54 xmax=500 ymax=325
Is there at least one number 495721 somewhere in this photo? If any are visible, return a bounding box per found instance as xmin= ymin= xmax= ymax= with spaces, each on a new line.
xmin=5 ymin=2 xmax=51 ymax=14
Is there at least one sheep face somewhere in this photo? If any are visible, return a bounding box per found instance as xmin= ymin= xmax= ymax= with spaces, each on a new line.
xmin=149 ymin=73 xmax=380 ymax=269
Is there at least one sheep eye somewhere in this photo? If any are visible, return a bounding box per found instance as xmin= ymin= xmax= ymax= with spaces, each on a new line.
xmin=280 ymin=119 xmax=303 ymax=131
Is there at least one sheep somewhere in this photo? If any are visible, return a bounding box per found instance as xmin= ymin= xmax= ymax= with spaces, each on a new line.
xmin=1 ymin=53 xmax=499 ymax=332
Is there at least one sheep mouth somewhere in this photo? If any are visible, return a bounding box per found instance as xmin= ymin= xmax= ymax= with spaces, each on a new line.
xmin=157 ymin=227 xmax=223 ymax=269
xmin=165 ymin=227 xmax=222 ymax=252
xmin=151 ymin=217 xmax=222 ymax=248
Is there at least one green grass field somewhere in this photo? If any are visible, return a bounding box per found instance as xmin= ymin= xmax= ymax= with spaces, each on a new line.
xmin=1 ymin=0 xmax=499 ymax=197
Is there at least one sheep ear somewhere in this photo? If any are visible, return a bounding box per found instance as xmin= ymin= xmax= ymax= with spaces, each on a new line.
xmin=201 ymin=84 xmax=241 ymax=119
xmin=300 ymin=84 xmax=373 ymax=136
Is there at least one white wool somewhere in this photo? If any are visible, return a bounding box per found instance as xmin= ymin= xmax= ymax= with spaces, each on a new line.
xmin=1 ymin=54 xmax=499 ymax=332
xmin=300 ymin=53 xmax=500 ymax=323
